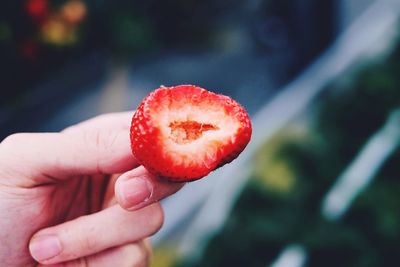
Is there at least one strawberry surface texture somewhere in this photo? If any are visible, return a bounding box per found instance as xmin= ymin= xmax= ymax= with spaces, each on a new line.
xmin=130 ymin=85 xmax=252 ymax=182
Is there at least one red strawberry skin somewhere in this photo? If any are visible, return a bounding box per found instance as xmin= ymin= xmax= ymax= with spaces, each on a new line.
xmin=130 ymin=85 xmax=252 ymax=182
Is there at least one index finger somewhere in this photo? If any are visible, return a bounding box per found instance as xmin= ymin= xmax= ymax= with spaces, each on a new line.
xmin=63 ymin=112 xmax=133 ymax=133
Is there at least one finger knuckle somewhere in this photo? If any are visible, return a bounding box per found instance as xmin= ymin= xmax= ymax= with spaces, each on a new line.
xmin=81 ymin=130 xmax=121 ymax=173
xmin=84 ymin=129 xmax=120 ymax=151
xmin=77 ymin=229 xmax=97 ymax=254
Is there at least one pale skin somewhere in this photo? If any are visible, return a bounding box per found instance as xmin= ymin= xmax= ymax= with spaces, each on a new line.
xmin=0 ymin=112 xmax=184 ymax=267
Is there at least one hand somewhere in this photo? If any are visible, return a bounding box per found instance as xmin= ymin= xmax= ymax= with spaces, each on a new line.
xmin=0 ymin=112 xmax=184 ymax=266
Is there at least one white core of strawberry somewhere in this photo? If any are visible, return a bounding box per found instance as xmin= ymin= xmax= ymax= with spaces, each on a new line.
xmin=155 ymin=105 xmax=241 ymax=168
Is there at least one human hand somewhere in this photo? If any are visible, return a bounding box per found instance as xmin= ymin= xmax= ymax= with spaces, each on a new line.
xmin=0 ymin=112 xmax=184 ymax=266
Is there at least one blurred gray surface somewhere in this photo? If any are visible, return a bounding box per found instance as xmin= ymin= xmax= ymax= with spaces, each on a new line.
xmin=41 ymin=49 xmax=285 ymax=133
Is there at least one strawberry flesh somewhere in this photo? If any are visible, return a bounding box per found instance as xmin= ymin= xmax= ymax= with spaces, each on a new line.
xmin=130 ymin=85 xmax=252 ymax=182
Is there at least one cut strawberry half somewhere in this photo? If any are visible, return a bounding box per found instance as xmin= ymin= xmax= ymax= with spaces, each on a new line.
xmin=130 ymin=85 xmax=252 ymax=182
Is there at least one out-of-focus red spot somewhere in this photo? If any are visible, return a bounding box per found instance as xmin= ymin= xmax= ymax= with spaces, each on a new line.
xmin=25 ymin=0 xmax=49 ymax=20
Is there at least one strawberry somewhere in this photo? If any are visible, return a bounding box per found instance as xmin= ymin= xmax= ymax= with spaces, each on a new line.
xmin=130 ymin=85 xmax=252 ymax=182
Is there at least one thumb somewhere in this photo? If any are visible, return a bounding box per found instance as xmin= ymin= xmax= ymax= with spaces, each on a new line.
xmin=0 ymin=128 xmax=138 ymax=188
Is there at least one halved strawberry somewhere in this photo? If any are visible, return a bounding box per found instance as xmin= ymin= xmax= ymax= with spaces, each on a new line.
xmin=130 ymin=85 xmax=252 ymax=182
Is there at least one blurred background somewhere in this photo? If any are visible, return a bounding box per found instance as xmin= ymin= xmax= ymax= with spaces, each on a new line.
xmin=1 ymin=0 xmax=400 ymax=266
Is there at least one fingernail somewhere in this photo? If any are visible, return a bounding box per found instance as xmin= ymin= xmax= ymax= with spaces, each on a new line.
xmin=30 ymin=235 xmax=62 ymax=262
xmin=120 ymin=178 xmax=153 ymax=209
